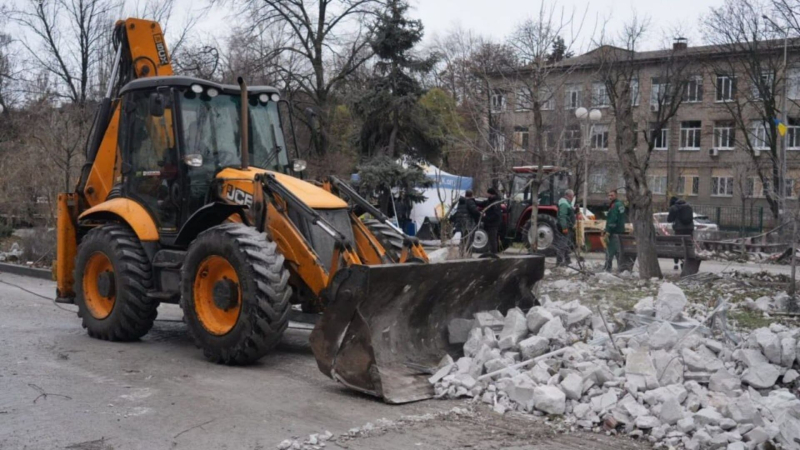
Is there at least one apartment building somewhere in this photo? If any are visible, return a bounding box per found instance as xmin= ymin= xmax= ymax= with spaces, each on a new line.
xmin=488 ymin=38 xmax=800 ymax=227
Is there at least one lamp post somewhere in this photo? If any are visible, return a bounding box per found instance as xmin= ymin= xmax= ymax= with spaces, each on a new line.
xmin=575 ymin=107 xmax=602 ymax=248
xmin=763 ymin=14 xmax=789 ymax=216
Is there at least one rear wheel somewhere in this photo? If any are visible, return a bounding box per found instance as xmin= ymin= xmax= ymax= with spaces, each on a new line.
xmin=470 ymin=228 xmax=489 ymax=254
xmin=523 ymin=214 xmax=558 ymax=256
xmin=363 ymin=219 xmax=404 ymax=261
xmin=74 ymin=224 xmax=158 ymax=340
xmin=181 ymin=223 xmax=292 ymax=364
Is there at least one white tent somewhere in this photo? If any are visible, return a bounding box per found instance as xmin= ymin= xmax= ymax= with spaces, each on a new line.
xmin=410 ymin=163 xmax=473 ymax=231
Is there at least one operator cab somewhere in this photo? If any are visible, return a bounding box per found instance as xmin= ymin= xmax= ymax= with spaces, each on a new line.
xmin=116 ymin=76 xmax=299 ymax=233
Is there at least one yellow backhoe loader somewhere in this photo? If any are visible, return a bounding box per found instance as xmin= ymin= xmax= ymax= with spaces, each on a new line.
xmin=54 ymin=18 xmax=545 ymax=404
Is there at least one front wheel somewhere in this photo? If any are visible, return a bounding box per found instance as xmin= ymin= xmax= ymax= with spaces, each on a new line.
xmin=181 ymin=223 xmax=292 ymax=364
xmin=470 ymin=228 xmax=490 ymax=254
xmin=524 ymin=215 xmax=558 ymax=256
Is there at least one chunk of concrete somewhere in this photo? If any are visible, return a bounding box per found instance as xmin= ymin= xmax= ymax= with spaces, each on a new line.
xmin=655 ymin=283 xmax=687 ymax=321
xmin=518 ymin=336 xmax=549 ymax=360
xmin=784 ymin=369 xmax=799 ymax=384
xmin=473 ymin=310 xmax=504 ymax=330
xmin=560 ymin=373 xmax=584 ymax=400
xmin=566 ymin=305 xmax=593 ymax=327
xmin=681 ymin=348 xmax=707 ymax=372
xmin=649 ymin=322 xmax=678 ymax=350
xmin=659 ymin=396 xmax=684 ymax=425
xmin=752 ymin=328 xmax=782 ymax=365
xmin=743 ymin=426 xmax=769 ymax=445
xmin=525 ymin=307 xmax=554 ymax=334
xmin=652 ymin=349 xmax=683 ymax=385
xmin=635 ymin=415 xmax=660 ymax=429
xmin=591 ymin=389 xmax=619 ymax=413
xmin=709 ymin=369 xmax=741 ymax=393
xmin=741 ymin=363 xmax=781 ymax=389
xmin=532 ymin=386 xmax=566 ymax=415
xmin=498 ymin=308 xmax=528 ymax=350
xmin=693 ymin=407 xmax=723 ymax=426
xmin=722 ymin=395 xmax=759 ymax=424
xmin=781 ymin=337 xmax=797 ymax=368
xmin=448 ymin=318 xmax=476 ymax=344
xmin=538 ymin=317 xmax=567 ymax=345
xmin=463 ymin=328 xmax=484 ymax=357
xmin=634 ymin=296 xmax=655 ymax=316
xmin=677 ymin=416 xmax=695 ymax=433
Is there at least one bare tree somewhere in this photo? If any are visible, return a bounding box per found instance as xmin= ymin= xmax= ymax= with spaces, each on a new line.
xmin=243 ymin=0 xmax=385 ymax=156
xmin=704 ymin=0 xmax=791 ymax=222
xmin=594 ymin=15 xmax=691 ymax=278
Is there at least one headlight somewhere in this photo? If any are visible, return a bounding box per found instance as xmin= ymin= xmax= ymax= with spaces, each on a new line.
xmin=190 ymin=84 xmax=204 ymax=94
xmin=183 ymin=154 xmax=204 ymax=167
xmin=292 ymin=159 xmax=307 ymax=172
xmin=259 ymin=93 xmax=270 ymax=104
xmin=207 ymin=88 xmax=219 ymax=98
xmin=270 ymin=93 xmax=280 ymax=102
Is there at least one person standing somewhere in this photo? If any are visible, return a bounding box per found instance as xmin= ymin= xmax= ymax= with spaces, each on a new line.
xmin=556 ymin=189 xmax=576 ymax=266
xmin=479 ymin=187 xmax=503 ymax=254
xmin=454 ymin=190 xmax=480 ymax=246
xmin=667 ymin=196 xmax=695 ymax=271
xmin=604 ymin=189 xmax=627 ymax=272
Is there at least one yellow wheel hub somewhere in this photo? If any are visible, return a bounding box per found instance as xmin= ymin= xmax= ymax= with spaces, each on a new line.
xmin=194 ymin=255 xmax=242 ymax=336
xmin=83 ymin=252 xmax=115 ymax=319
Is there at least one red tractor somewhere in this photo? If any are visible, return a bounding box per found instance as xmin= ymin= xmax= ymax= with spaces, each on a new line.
xmin=471 ymin=166 xmax=573 ymax=255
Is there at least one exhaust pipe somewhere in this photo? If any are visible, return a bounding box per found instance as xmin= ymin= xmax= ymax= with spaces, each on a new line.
xmin=237 ymin=76 xmax=249 ymax=169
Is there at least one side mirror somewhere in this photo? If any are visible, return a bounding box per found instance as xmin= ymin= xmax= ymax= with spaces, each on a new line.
xmin=149 ymin=92 xmax=165 ymax=117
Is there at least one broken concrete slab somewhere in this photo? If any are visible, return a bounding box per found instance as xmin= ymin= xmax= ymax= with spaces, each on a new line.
xmin=709 ymin=369 xmax=741 ymax=393
xmin=448 ymin=318 xmax=476 ymax=344
xmin=473 ymin=310 xmax=504 ymax=330
xmin=655 ymin=283 xmax=687 ymax=321
xmin=752 ymin=328 xmax=782 ymax=365
xmin=525 ymin=307 xmax=554 ymax=334
xmin=741 ymin=363 xmax=781 ymax=389
xmin=518 ymin=335 xmax=549 ymax=361
xmin=560 ymin=373 xmax=583 ymax=400
xmin=634 ymin=296 xmax=655 ymax=317
xmin=648 ymin=322 xmax=678 ymax=350
xmin=533 ymin=386 xmax=566 ymax=415
xmin=498 ymin=308 xmax=528 ymax=350
xmin=538 ymin=317 xmax=567 ymax=345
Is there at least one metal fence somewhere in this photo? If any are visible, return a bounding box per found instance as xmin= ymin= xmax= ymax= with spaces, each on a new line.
xmin=655 ymin=204 xmax=774 ymax=234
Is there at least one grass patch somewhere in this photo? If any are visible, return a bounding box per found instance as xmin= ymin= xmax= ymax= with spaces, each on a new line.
xmin=730 ymin=311 xmax=773 ymax=330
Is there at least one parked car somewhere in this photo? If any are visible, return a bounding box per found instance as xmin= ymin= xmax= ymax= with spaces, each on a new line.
xmin=653 ymin=212 xmax=719 ymax=237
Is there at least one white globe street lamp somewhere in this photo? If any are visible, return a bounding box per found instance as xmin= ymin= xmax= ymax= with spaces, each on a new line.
xmin=575 ymin=106 xmax=588 ymax=120
xmin=574 ymin=107 xmax=602 ymax=250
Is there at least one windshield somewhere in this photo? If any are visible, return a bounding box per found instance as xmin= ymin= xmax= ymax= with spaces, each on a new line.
xmin=694 ymin=215 xmax=714 ymax=224
xmin=180 ymin=91 xmax=289 ymax=171
xmin=511 ymin=175 xmax=529 ymax=201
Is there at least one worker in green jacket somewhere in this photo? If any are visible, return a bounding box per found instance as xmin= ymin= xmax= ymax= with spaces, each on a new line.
xmin=555 ymin=189 xmax=576 ymax=266
xmin=604 ymin=189 xmax=627 ymax=272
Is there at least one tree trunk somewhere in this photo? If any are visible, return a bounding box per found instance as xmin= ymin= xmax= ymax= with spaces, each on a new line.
xmin=630 ymin=192 xmax=661 ymax=278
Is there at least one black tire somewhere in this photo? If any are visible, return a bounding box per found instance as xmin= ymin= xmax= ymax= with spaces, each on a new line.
xmin=74 ymin=224 xmax=158 ymax=341
xmin=523 ymin=214 xmax=558 ymax=256
xmin=181 ymin=223 xmax=292 ymax=364
xmin=363 ymin=219 xmax=404 ymax=261
xmin=106 ymin=184 xmax=123 ymax=200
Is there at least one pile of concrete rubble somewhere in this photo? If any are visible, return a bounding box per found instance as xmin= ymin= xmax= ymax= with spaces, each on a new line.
xmin=434 ymin=281 xmax=800 ymax=449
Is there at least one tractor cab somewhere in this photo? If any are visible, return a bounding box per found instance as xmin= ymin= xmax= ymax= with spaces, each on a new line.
xmin=507 ymin=166 xmax=571 ymax=232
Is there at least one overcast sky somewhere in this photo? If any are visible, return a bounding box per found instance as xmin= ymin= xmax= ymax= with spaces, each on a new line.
xmin=171 ymin=0 xmax=725 ymax=53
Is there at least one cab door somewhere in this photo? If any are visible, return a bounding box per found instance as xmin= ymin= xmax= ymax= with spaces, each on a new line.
xmin=118 ymin=89 xmax=182 ymax=233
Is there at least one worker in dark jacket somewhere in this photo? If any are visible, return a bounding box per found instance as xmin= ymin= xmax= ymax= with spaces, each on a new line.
xmin=604 ymin=189 xmax=627 ymax=272
xmin=667 ymin=196 xmax=695 ymax=270
xmin=555 ymin=189 xmax=576 ymax=266
xmin=478 ymin=187 xmax=503 ymax=254
xmin=453 ymin=190 xmax=480 ymax=241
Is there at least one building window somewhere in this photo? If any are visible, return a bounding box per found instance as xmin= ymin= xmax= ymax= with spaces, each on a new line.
xmin=491 ymin=90 xmax=506 ymax=112
xmin=711 ymin=176 xmax=734 ymax=197
xmin=630 ymin=79 xmax=640 ymax=106
xmin=715 ymin=75 xmax=736 ymax=102
xmin=592 ymin=82 xmax=610 ymax=108
xmin=683 ymin=75 xmax=703 ymax=103
xmin=754 ymin=71 xmax=775 ymax=100
xmin=648 ymin=175 xmax=668 ymax=195
xmin=516 ymin=87 xmax=531 ymax=111
xmin=650 ymin=78 xmax=670 ymax=110
xmin=680 ymin=121 xmax=702 ymax=150
xmin=513 ymin=127 xmax=529 ymax=151
xmin=565 ymin=84 xmax=582 ymax=109
xmin=591 ymin=124 xmax=609 ymax=149
xmin=589 ymin=171 xmax=607 ymax=193
xmin=751 ymin=121 xmax=769 ymax=149
xmin=539 ymin=88 xmax=555 ymax=111
xmin=746 ymin=178 xmax=756 ymax=198
xmin=714 ymin=121 xmax=735 ymax=150
xmin=788 ymin=118 xmax=800 ymax=150
xmin=676 ymin=175 xmax=699 ymax=196
xmin=563 ymin=125 xmax=581 ymax=150
xmin=789 ymin=68 xmax=800 ymax=100
xmin=650 ymin=123 xmax=668 ymax=150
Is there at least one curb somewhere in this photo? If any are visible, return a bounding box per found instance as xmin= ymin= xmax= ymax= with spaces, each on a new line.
xmin=0 ymin=262 xmax=53 ymax=280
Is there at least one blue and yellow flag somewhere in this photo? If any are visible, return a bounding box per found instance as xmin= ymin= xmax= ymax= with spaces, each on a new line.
xmin=773 ymin=118 xmax=788 ymax=137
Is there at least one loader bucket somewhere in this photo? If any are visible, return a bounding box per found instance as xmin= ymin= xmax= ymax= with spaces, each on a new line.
xmin=309 ymin=255 xmax=545 ymax=404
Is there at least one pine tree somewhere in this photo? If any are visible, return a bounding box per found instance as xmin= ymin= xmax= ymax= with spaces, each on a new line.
xmin=547 ymin=36 xmax=574 ymax=63
xmin=357 ymin=0 xmax=440 ymax=159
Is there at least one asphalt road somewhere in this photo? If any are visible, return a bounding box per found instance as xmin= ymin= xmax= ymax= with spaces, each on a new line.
xmin=0 ymin=272 xmax=649 ymax=450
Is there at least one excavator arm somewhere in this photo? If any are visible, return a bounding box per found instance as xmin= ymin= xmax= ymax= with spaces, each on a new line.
xmin=57 ymin=18 xmax=174 ymax=301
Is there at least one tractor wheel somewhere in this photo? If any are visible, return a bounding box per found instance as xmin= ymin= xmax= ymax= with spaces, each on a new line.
xmin=470 ymin=227 xmax=490 ymax=254
xmin=74 ymin=224 xmax=158 ymax=341
xmin=363 ymin=219 xmax=404 ymax=261
xmin=523 ymin=214 xmax=558 ymax=256
xmin=181 ymin=223 xmax=292 ymax=364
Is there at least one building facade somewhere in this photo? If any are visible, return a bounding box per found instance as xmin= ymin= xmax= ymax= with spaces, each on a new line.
xmin=488 ymin=39 xmax=800 ymax=230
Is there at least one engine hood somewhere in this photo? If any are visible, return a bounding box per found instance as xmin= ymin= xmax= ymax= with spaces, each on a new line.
xmin=216 ymin=167 xmax=348 ymax=209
